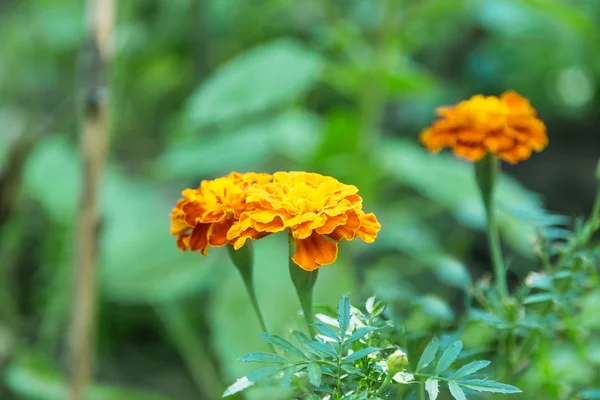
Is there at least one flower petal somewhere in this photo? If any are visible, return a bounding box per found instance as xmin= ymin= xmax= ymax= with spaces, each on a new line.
xmin=292 ymin=232 xmax=339 ymax=271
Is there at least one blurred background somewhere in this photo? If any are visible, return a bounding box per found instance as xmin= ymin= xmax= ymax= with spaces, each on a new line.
xmin=1 ymin=0 xmax=599 ymax=399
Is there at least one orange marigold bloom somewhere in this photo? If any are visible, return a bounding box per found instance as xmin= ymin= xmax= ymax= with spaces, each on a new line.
xmin=419 ymin=91 xmax=548 ymax=164
xmin=227 ymin=171 xmax=381 ymax=271
xmin=170 ymin=172 xmax=272 ymax=255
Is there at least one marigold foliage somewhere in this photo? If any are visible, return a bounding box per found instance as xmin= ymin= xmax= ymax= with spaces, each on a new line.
xmin=227 ymin=171 xmax=381 ymax=271
xmin=420 ymin=91 xmax=548 ymax=164
xmin=170 ymin=172 xmax=272 ymax=255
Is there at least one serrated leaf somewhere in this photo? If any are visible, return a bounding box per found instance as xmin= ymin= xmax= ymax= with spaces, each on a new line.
xmin=292 ymin=331 xmax=321 ymax=357
xmin=314 ymin=323 xmax=339 ymax=341
xmin=309 ymin=341 xmax=338 ymax=358
xmin=436 ymin=341 xmax=463 ymax=374
xmin=458 ymin=379 xmax=522 ymax=394
xmin=307 ymin=362 xmax=322 ymax=387
xmin=345 ymin=327 xmax=378 ymax=345
xmin=344 ymin=347 xmax=382 ymax=362
xmin=425 ymin=378 xmax=439 ymax=400
xmin=448 ymin=381 xmax=466 ymax=400
xmin=417 ymin=337 xmax=440 ymax=372
xmin=337 ymin=295 xmax=351 ymax=337
xmin=453 ymin=360 xmax=491 ymax=379
xmin=223 ymin=366 xmax=286 ymax=397
xmin=281 ymin=366 xmax=295 ymax=391
xmin=259 ymin=333 xmax=307 ymax=359
xmin=238 ymin=352 xmax=288 ymax=364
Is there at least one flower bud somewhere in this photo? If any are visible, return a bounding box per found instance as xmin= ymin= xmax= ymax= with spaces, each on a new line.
xmin=387 ymin=349 xmax=408 ymax=375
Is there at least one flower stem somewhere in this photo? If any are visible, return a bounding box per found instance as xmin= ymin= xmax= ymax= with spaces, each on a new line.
xmin=475 ymin=155 xmax=508 ymax=300
xmin=288 ymin=235 xmax=318 ymax=338
xmin=227 ymin=245 xmax=276 ymax=353
xmin=375 ymin=372 xmax=393 ymax=396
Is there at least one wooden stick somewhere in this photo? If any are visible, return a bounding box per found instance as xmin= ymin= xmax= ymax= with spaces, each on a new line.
xmin=68 ymin=1 xmax=113 ymax=399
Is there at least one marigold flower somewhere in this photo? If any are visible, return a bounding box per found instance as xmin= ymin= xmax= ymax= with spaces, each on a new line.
xmin=419 ymin=91 xmax=548 ymax=164
xmin=170 ymin=172 xmax=272 ymax=255
xmin=227 ymin=171 xmax=381 ymax=271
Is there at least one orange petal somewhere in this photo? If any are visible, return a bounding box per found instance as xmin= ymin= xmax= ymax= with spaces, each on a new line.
xmin=208 ymin=219 xmax=234 ymax=246
xmin=189 ymin=223 xmax=210 ymax=255
xmin=355 ymin=212 xmax=381 ymax=243
xmin=316 ymin=213 xmax=348 ymax=235
xmin=327 ymin=209 xmax=361 ymax=241
xmin=292 ymin=232 xmax=339 ymax=271
xmin=453 ymin=142 xmax=486 ymax=162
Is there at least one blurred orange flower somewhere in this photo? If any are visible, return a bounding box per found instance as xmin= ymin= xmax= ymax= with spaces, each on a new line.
xmin=227 ymin=171 xmax=381 ymax=271
xmin=170 ymin=172 xmax=272 ymax=255
xmin=419 ymin=91 xmax=548 ymax=164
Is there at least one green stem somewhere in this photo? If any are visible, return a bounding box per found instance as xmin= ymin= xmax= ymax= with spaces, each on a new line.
xmin=227 ymin=245 xmax=276 ymax=353
xmin=375 ymin=372 xmax=393 ymax=396
xmin=475 ymin=155 xmax=508 ymax=300
xmin=155 ymin=302 xmax=221 ymax=399
xmin=288 ymin=235 xmax=318 ymax=338
xmin=419 ymin=380 xmax=426 ymax=400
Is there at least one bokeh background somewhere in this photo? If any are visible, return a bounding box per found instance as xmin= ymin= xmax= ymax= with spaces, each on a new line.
xmin=1 ymin=0 xmax=599 ymax=399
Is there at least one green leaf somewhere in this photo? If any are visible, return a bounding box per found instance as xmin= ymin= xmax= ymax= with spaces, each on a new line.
xmin=314 ymin=323 xmax=339 ymax=342
xmin=344 ymin=347 xmax=382 ymax=363
xmin=307 ymin=362 xmax=322 ymax=387
xmin=259 ymin=333 xmax=307 ymax=359
xmin=160 ymin=110 xmax=322 ymax=178
xmin=345 ymin=327 xmax=378 ymax=345
xmin=458 ymin=379 xmax=522 ymax=394
xmin=425 ymin=378 xmax=439 ymax=400
xmin=453 ymin=360 xmax=491 ymax=379
xmin=417 ymin=337 xmax=440 ymax=372
xmin=281 ymin=366 xmax=295 ymax=391
xmin=337 ymin=295 xmax=351 ymax=337
xmin=309 ymin=341 xmax=338 ymax=358
xmin=223 ymin=366 xmax=287 ymax=397
xmin=187 ymin=38 xmax=323 ymax=128
xmin=292 ymin=331 xmax=322 ymax=357
xmin=523 ymin=293 xmax=555 ymax=304
xmin=448 ymin=381 xmax=466 ymax=400
xmin=436 ymin=341 xmax=463 ymax=375
xmin=238 ymin=352 xmax=289 ymax=363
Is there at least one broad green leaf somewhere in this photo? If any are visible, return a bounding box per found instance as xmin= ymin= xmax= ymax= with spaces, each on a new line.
xmin=239 ymin=352 xmax=289 ymax=364
xmin=417 ymin=337 xmax=440 ymax=372
xmin=453 ymin=360 xmax=491 ymax=379
xmin=382 ymin=139 xmax=543 ymax=257
xmin=22 ymin=136 xmax=81 ymax=221
xmin=458 ymin=379 xmax=522 ymax=394
xmin=307 ymin=362 xmax=322 ymax=387
xmin=222 ymin=366 xmax=286 ymax=397
xmin=345 ymin=327 xmax=379 ymax=345
xmin=436 ymin=341 xmax=463 ymax=375
xmin=344 ymin=347 xmax=382 ymax=363
xmin=337 ymin=295 xmax=351 ymax=337
xmin=425 ymin=378 xmax=439 ymax=400
xmin=314 ymin=323 xmax=339 ymax=342
xmin=187 ymin=38 xmax=323 ymax=128
xmin=259 ymin=333 xmax=307 ymax=360
xmin=448 ymin=381 xmax=467 ymax=400
xmin=281 ymin=366 xmax=295 ymax=391
xmin=160 ymin=110 xmax=322 ymax=178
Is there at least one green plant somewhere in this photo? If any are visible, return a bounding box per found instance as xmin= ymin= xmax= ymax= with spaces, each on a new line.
xmin=223 ymin=295 xmax=520 ymax=399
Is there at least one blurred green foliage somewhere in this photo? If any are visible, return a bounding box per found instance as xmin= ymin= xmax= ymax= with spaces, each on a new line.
xmin=1 ymin=0 xmax=600 ymax=399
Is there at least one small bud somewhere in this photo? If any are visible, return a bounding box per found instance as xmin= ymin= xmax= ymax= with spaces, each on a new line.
xmin=387 ymin=349 xmax=408 ymax=375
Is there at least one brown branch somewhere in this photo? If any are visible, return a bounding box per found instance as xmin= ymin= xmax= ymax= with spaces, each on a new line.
xmin=68 ymin=1 xmax=113 ymax=399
